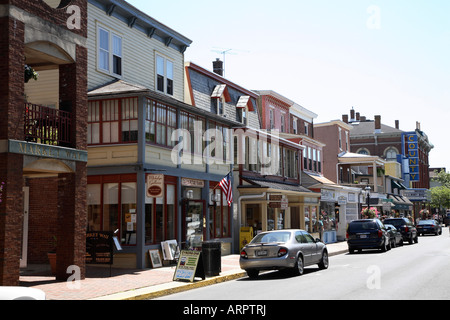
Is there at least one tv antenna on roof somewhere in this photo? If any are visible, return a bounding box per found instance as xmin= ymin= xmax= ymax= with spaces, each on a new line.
xmin=211 ymin=47 xmax=249 ymax=77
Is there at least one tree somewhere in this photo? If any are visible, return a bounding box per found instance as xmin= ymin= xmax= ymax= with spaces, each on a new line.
xmin=430 ymin=170 xmax=450 ymax=213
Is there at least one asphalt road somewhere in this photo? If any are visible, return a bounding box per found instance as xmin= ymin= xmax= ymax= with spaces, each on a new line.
xmin=160 ymin=227 xmax=450 ymax=300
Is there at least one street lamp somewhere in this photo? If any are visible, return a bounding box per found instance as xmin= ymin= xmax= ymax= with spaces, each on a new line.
xmin=365 ymin=186 xmax=371 ymax=209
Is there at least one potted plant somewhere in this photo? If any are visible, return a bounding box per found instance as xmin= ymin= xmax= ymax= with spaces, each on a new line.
xmin=361 ymin=207 xmax=380 ymax=219
xmin=24 ymin=64 xmax=39 ymax=83
xmin=47 ymin=236 xmax=57 ymax=275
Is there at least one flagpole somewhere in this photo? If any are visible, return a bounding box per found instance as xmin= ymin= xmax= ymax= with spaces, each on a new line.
xmin=213 ymin=170 xmax=232 ymax=190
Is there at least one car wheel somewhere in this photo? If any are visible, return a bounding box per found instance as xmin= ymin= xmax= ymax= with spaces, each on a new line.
xmin=318 ymin=251 xmax=329 ymax=270
xmin=408 ymin=235 xmax=413 ymax=245
xmin=293 ymin=255 xmax=304 ymax=276
xmin=414 ymin=235 xmax=418 ymax=243
xmin=246 ymin=269 xmax=259 ymax=279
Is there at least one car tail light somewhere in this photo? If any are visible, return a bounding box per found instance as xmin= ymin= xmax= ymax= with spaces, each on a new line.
xmin=378 ymin=230 xmax=383 ymax=238
xmin=278 ymin=248 xmax=288 ymax=257
xmin=404 ymin=226 xmax=409 ymax=233
xmin=240 ymin=250 xmax=248 ymax=259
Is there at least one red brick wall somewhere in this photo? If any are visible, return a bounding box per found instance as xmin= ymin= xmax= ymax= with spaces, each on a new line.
xmin=27 ymin=177 xmax=58 ymax=264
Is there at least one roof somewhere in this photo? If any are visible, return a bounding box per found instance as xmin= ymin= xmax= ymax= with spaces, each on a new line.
xmin=338 ymin=152 xmax=386 ymax=165
xmin=88 ymin=80 xmax=148 ymax=96
xmin=88 ymin=0 xmax=192 ymax=53
xmin=350 ymin=121 xmax=403 ymax=136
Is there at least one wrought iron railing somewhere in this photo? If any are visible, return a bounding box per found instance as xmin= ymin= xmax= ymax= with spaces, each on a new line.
xmin=24 ymin=103 xmax=72 ymax=146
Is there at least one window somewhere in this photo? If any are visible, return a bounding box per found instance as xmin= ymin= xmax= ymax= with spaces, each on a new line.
xmin=293 ymin=118 xmax=298 ymax=134
xmin=269 ymin=109 xmax=274 ymax=130
xmin=209 ymin=186 xmax=231 ymax=238
xmin=98 ymin=26 xmax=122 ymax=77
xmin=385 ymin=148 xmax=398 ymax=161
xmin=156 ymin=54 xmax=174 ymax=95
xmin=238 ymin=107 xmax=247 ymax=125
xmin=280 ymin=114 xmax=285 ymax=133
xmin=145 ymin=99 xmax=177 ymax=147
xmin=180 ymin=111 xmax=205 ymax=156
xmin=145 ymin=179 xmax=177 ymax=244
xmin=88 ymin=98 xmax=138 ymax=145
xmin=88 ymin=175 xmax=137 ymax=246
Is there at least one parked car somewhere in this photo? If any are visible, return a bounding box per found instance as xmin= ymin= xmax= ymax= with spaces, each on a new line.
xmin=0 ymin=287 xmax=46 ymax=300
xmin=383 ymin=218 xmax=418 ymax=244
xmin=239 ymin=229 xmax=328 ymax=279
xmin=444 ymin=213 xmax=450 ymax=227
xmin=347 ymin=219 xmax=390 ymax=254
xmin=417 ymin=220 xmax=442 ymax=236
xmin=384 ymin=224 xmax=403 ymax=248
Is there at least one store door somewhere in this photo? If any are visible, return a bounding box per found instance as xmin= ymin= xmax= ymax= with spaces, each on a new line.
xmin=20 ymin=187 xmax=30 ymax=268
xmin=183 ymin=200 xmax=205 ymax=250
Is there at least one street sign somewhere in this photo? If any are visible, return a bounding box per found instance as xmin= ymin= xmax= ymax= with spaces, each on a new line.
xmin=173 ymin=250 xmax=205 ymax=282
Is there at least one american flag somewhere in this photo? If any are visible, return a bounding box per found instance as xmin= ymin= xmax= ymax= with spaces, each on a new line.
xmin=219 ymin=173 xmax=233 ymax=207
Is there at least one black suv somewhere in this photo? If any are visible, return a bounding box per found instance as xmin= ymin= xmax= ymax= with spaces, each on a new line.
xmin=383 ymin=218 xmax=418 ymax=244
xmin=347 ymin=219 xmax=390 ymax=254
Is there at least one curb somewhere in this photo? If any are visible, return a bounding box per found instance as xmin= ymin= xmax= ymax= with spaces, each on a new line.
xmin=90 ymin=247 xmax=348 ymax=300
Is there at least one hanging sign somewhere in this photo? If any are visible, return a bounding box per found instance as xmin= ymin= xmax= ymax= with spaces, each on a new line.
xmin=146 ymin=174 xmax=164 ymax=198
xmin=406 ymin=134 xmax=420 ymax=182
xmin=173 ymin=250 xmax=205 ymax=282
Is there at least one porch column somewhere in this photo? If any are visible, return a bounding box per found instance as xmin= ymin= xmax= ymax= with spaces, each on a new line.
xmin=0 ymin=154 xmax=24 ymax=286
xmin=0 ymin=15 xmax=25 ymax=286
xmin=373 ymin=161 xmax=378 ymax=193
xmin=56 ymin=164 xmax=87 ymax=281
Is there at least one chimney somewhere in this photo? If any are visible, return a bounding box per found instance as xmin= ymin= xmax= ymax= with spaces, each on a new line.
xmin=375 ymin=115 xmax=381 ymax=133
xmin=360 ymin=116 xmax=367 ymax=122
xmin=416 ymin=121 xmax=421 ymax=130
xmin=395 ymin=120 xmax=400 ymax=129
xmin=356 ymin=112 xmax=360 ymax=121
xmin=213 ymin=58 xmax=224 ymax=76
xmin=350 ymin=108 xmax=355 ymax=121
xmin=342 ymin=115 xmax=349 ymax=124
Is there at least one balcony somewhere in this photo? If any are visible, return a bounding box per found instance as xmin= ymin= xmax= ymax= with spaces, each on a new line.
xmin=24 ymin=103 xmax=72 ymax=147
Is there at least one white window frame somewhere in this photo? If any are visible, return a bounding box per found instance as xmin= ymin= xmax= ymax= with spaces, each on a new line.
xmin=97 ymin=25 xmax=123 ymax=78
xmin=155 ymin=53 xmax=174 ymax=96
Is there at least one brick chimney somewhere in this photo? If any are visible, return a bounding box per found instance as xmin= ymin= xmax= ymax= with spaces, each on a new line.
xmin=374 ymin=115 xmax=381 ymax=133
xmin=350 ymin=108 xmax=355 ymax=121
xmin=342 ymin=114 xmax=349 ymax=124
xmin=213 ymin=58 xmax=224 ymax=76
xmin=395 ymin=120 xmax=400 ymax=129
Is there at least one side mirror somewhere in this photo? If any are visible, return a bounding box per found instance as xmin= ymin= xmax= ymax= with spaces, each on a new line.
xmin=315 ymin=238 xmax=322 ymax=243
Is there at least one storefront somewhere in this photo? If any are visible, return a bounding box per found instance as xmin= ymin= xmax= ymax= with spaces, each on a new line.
xmin=236 ymin=178 xmax=321 ymax=250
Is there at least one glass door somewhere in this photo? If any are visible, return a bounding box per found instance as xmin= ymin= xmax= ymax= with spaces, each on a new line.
xmin=184 ymin=200 xmax=205 ymax=250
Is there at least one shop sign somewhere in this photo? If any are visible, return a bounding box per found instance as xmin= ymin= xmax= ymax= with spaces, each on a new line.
xmin=86 ymin=231 xmax=114 ymax=265
xmin=321 ymin=189 xmax=336 ymax=202
xmin=406 ymin=134 xmax=420 ymax=182
xmin=337 ymin=196 xmax=347 ymax=205
xmin=8 ymin=139 xmax=88 ymax=162
xmin=173 ymin=250 xmax=205 ymax=283
xmin=146 ymin=174 xmax=164 ymax=198
xmin=268 ymin=194 xmax=288 ymax=209
xmin=181 ymin=178 xmax=204 ymax=188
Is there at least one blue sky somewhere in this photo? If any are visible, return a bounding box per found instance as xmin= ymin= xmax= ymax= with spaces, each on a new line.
xmin=128 ymin=0 xmax=450 ymax=169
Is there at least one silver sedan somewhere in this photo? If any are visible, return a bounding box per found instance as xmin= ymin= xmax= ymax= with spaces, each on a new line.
xmin=239 ymin=229 xmax=329 ymax=279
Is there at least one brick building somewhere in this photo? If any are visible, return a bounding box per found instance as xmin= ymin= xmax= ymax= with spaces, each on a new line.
xmin=0 ymin=0 xmax=88 ymax=285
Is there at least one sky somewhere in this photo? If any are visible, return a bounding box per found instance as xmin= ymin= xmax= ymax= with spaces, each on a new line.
xmin=128 ymin=0 xmax=450 ymax=170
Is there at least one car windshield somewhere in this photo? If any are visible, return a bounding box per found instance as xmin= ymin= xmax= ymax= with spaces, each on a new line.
xmin=384 ymin=219 xmax=405 ymax=228
xmin=384 ymin=224 xmax=396 ymax=230
xmin=348 ymin=221 xmax=377 ymax=232
xmin=251 ymin=232 xmax=291 ymax=244
xmin=418 ymin=220 xmax=434 ymax=225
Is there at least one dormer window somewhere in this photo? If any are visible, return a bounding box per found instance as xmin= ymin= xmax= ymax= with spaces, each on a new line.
xmin=211 ymin=84 xmax=231 ymax=115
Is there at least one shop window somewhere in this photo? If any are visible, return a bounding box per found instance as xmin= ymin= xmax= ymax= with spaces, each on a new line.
xmin=87 ymin=175 xmax=137 ymax=246
xmin=87 ymin=184 xmax=101 ymax=231
xmin=145 ymin=182 xmax=177 ymax=245
xmin=209 ymin=186 xmax=231 ymax=238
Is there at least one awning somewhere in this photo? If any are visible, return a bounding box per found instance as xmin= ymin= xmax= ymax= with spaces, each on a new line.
xmin=387 ymin=194 xmax=413 ymax=210
xmin=239 ymin=177 xmax=318 ymax=197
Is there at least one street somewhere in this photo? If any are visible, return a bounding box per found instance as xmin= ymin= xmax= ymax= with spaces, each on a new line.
xmin=159 ymin=227 xmax=450 ymax=300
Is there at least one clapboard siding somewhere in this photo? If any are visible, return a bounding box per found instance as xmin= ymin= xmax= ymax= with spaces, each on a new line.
xmin=87 ymin=3 xmax=185 ymax=102
xmin=24 ymin=69 xmax=59 ymax=108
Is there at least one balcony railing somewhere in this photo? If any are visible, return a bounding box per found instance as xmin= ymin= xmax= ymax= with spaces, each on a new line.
xmin=24 ymin=103 xmax=72 ymax=146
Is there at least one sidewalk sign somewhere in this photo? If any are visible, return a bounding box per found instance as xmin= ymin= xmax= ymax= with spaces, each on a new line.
xmin=173 ymin=250 xmax=205 ymax=282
